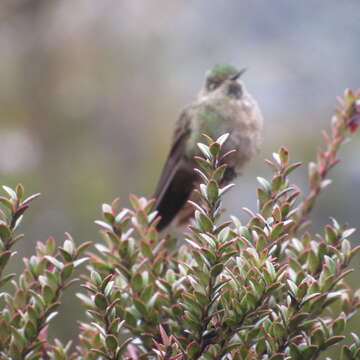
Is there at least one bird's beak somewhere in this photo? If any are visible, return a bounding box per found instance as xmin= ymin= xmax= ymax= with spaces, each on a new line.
xmin=230 ymin=68 xmax=247 ymax=81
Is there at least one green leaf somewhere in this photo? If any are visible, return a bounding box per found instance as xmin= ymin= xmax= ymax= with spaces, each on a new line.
xmin=14 ymin=289 xmax=27 ymax=308
xmin=200 ymin=233 xmax=217 ymax=248
xmin=22 ymin=193 xmax=41 ymax=205
xmin=0 ymin=196 xmax=13 ymax=210
xmin=43 ymin=285 xmax=54 ymax=304
xmin=77 ymin=241 xmax=92 ymax=255
xmin=302 ymin=345 xmax=318 ymax=358
xmin=197 ymin=143 xmax=212 ymax=159
xmin=44 ymin=256 xmax=64 ymax=270
xmin=341 ymin=239 xmax=351 ymax=258
xmin=129 ymin=194 xmax=141 ymax=210
xmin=105 ymin=334 xmax=118 ymax=352
xmin=257 ymin=177 xmax=271 ymax=193
xmin=307 ymin=250 xmax=319 ymax=272
xmin=186 ymin=341 xmax=200 ymax=358
xmin=45 ymin=311 xmax=58 ymax=324
xmin=216 ymin=133 xmax=230 ymax=146
xmin=139 ymin=240 xmax=153 ymax=258
xmin=271 ymin=174 xmax=283 ymax=192
xmin=289 ymin=343 xmax=302 ymax=359
xmin=194 ymin=156 xmax=212 ymax=172
xmin=209 ymin=142 xmax=221 ymax=157
xmin=94 ymin=220 xmax=113 ymax=231
xmin=272 ymin=152 xmax=281 ymax=166
xmin=11 ymin=325 xmax=26 ymax=348
xmin=104 ymin=281 xmax=114 ymax=298
xmin=133 ymin=297 xmax=148 ymax=316
xmin=193 ymin=291 xmax=208 ymax=307
xmin=15 ymin=184 xmax=24 ymax=201
xmin=271 ymin=223 xmax=284 ymax=238
xmin=27 ymin=306 xmax=39 ymax=323
xmin=323 ymin=335 xmax=344 ymax=348
xmin=94 ymin=293 xmax=107 ymax=310
xmin=349 ymin=245 xmax=360 ymax=262
xmin=261 ymin=199 xmax=275 ymax=218
xmin=207 ymin=180 xmax=219 ymax=203
xmin=146 ymin=292 xmax=159 ymax=309
xmin=219 ymin=183 xmax=235 ymax=196
xmin=212 ymin=164 xmax=227 ymax=183
xmin=280 ymin=203 xmax=290 ymax=217
xmin=63 ymin=239 xmax=75 ymax=254
xmin=256 ymin=338 xmax=267 ymax=354
xmin=257 ymin=188 xmax=269 ymax=206
xmin=24 ymin=320 xmax=37 ymax=340
xmin=218 ymin=227 xmax=230 ymax=243
xmin=308 ymin=162 xmax=320 ymax=187
xmin=289 ymin=312 xmax=309 ymax=330
xmin=342 ymin=228 xmax=356 ymax=239
xmin=58 ymin=248 xmax=72 ymax=263
xmin=311 ymin=327 xmax=325 ymax=346
xmin=0 ymin=273 xmax=15 ymax=288
xmin=332 ymin=315 xmax=346 ymax=335
xmin=3 ymin=186 xmax=17 ymax=200
xmin=73 ymin=257 xmax=89 ymax=268
xmin=0 ymin=224 xmax=12 ymax=242
xmin=91 ymin=271 xmax=102 ymax=286
xmin=324 ymin=255 xmax=337 ymax=273
xmin=283 ymin=162 xmax=302 ymax=176
xmin=131 ymin=273 xmax=143 ymax=293
xmin=200 ymin=248 xmax=217 ymax=264
xmin=102 ymin=204 xmax=114 ymax=223
xmin=114 ymin=209 xmax=129 ymax=224
xmin=61 ymin=263 xmax=74 ymax=281
xmin=196 ymin=212 xmax=213 ymax=232
xmin=279 ymin=147 xmax=289 ymax=167
xmin=210 ymin=263 xmax=224 ymax=277
xmin=0 ymin=250 xmax=12 ymax=267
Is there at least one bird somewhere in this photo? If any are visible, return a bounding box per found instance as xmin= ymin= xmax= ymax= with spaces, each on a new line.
xmin=153 ymin=64 xmax=263 ymax=231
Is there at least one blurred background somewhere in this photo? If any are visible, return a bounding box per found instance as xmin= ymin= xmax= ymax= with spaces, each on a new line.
xmin=0 ymin=0 xmax=359 ymax=356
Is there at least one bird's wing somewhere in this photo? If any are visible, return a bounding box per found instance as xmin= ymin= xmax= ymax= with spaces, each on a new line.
xmin=153 ymin=109 xmax=195 ymax=231
xmin=153 ymin=109 xmax=191 ymax=201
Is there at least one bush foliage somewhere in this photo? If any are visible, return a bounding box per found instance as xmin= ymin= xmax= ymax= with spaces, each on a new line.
xmin=0 ymin=89 xmax=360 ymax=359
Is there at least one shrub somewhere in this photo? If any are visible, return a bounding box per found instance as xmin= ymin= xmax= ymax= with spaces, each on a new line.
xmin=0 ymin=89 xmax=359 ymax=359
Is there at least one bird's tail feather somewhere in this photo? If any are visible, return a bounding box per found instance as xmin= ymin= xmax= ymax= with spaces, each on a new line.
xmin=154 ymin=169 xmax=195 ymax=231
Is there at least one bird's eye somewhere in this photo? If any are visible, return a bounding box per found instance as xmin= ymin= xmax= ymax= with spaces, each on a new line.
xmin=207 ymin=81 xmax=220 ymax=91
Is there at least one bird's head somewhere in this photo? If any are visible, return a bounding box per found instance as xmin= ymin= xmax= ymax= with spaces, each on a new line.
xmin=201 ymin=64 xmax=247 ymax=100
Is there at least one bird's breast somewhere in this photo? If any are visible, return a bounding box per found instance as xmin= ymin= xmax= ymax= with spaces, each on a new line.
xmin=186 ymin=93 xmax=263 ymax=172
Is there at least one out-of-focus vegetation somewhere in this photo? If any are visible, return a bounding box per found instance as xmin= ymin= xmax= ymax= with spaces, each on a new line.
xmin=0 ymin=0 xmax=359 ymax=355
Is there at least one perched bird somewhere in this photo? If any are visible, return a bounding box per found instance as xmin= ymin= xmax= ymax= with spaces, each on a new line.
xmin=153 ymin=64 xmax=263 ymax=231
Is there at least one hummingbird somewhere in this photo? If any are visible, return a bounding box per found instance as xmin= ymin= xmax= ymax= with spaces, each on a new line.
xmin=153 ymin=64 xmax=263 ymax=231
